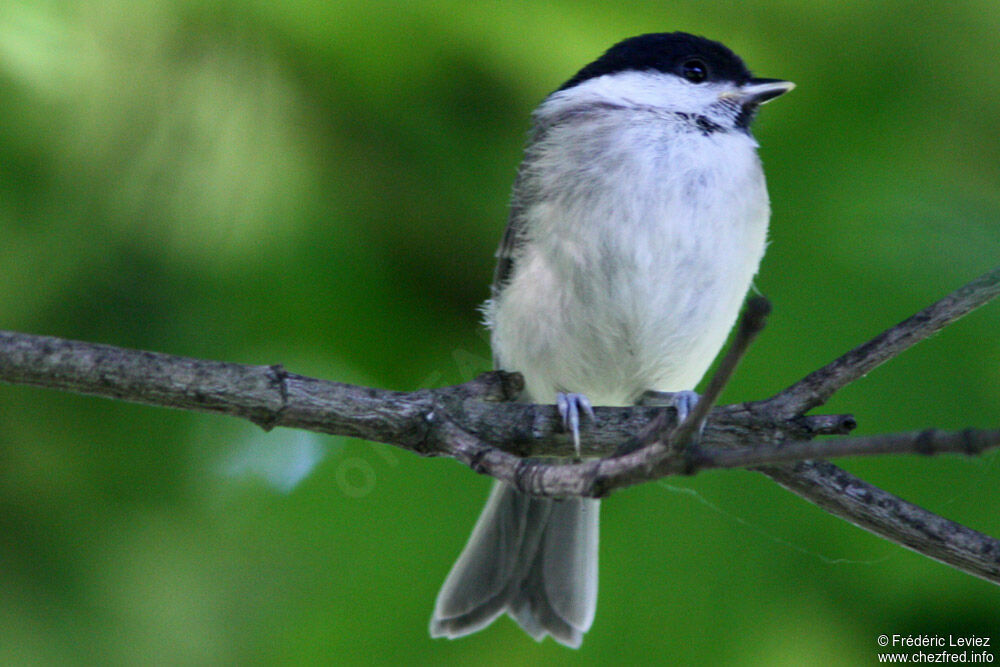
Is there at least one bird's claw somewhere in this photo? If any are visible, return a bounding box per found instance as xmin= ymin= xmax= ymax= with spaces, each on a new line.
xmin=557 ymin=392 xmax=595 ymax=459
xmin=638 ymin=389 xmax=701 ymax=426
xmin=671 ymin=390 xmax=700 ymax=425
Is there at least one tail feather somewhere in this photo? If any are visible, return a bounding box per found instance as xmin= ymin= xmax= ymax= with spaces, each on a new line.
xmin=430 ymin=481 xmax=599 ymax=648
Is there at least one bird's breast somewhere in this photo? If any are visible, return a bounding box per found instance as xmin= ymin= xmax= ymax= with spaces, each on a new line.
xmin=490 ymin=118 xmax=770 ymax=405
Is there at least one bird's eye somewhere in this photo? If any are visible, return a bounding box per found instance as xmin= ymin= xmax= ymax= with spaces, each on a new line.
xmin=681 ymin=58 xmax=708 ymax=83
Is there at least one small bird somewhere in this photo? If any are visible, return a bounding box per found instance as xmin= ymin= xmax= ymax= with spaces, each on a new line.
xmin=430 ymin=32 xmax=793 ymax=648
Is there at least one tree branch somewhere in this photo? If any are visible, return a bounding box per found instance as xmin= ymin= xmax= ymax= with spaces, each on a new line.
xmin=761 ymin=461 xmax=1000 ymax=584
xmin=747 ymin=264 xmax=1000 ymax=585
xmin=706 ymin=428 xmax=1000 ymax=468
xmin=0 ymin=265 xmax=998 ymax=584
xmin=0 ymin=329 xmax=847 ymax=459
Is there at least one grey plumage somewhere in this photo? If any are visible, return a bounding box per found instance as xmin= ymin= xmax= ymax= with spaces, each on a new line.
xmin=429 ymin=482 xmax=598 ymax=648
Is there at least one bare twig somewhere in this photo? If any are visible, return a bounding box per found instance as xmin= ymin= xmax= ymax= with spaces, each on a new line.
xmin=761 ymin=461 xmax=1000 ymax=584
xmin=669 ymin=295 xmax=771 ymax=451
xmin=748 ymin=265 xmax=1000 ymax=586
xmin=769 ymin=264 xmax=1000 ymax=416
xmin=626 ymin=296 xmax=772 ymax=459
xmin=702 ymin=428 xmax=1000 ymax=469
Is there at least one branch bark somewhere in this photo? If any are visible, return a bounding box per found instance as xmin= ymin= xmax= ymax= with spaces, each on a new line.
xmin=0 ymin=329 xmax=849 ymax=459
xmin=752 ymin=264 xmax=1000 ymax=585
xmin=0 ymin=265 xmax=998 ymax=584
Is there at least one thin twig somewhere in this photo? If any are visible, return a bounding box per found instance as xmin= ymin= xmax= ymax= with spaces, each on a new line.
xmin=699 ymin=428 xmax=1000 ymax=469
xmin=770 ymin=264 xmax=1000 ymax=416
xmin=746 ymin=265 xmax=1000 ymax=585
xmin=669 ymin=296 xmax=771 ymax=451
xmin=761 ymin=461 xmax=1000 ymax=585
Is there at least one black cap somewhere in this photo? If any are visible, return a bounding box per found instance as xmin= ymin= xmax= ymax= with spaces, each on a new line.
xmin=558 ymin=32 xmax=753 ymax=91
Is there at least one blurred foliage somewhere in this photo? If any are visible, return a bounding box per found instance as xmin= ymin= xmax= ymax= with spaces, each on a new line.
xmin=1 ymin=1 xmax=999 ymax=664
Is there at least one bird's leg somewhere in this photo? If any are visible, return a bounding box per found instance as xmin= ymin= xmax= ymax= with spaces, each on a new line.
xmin=556 ymin=392 xmax=595 ymax=459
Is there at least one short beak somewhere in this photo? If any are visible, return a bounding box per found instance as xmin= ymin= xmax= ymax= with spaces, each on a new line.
xmin=721 ymin=78 xmax=795 ymax=107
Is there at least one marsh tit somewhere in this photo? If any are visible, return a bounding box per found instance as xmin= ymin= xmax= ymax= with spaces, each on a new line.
xmin=429 ymin=32 xmax=793 ymax=648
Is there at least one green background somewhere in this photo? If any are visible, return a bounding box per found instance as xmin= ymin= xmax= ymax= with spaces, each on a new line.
xmin=2 ymin=1 xmax=999 ymax=664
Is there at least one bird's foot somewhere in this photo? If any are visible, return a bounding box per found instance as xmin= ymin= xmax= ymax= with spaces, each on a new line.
xmin=557 ymin=392 xmax=595 ymax=459
xmin=643 ymin=389 xmax=706 ymax=457
xmin=637 ymin=389 xmax=701 ymax=425
xmin=613 ymin=390 xmax=703 ymax=458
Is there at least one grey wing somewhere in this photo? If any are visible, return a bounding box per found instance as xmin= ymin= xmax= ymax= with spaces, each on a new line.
xmin=489 ymin=162 xmax=537 ymax=371
xmin=491 ymin=199 xmax=526 ymax=299
xmin=492 ymin=124 xmax=548 ymax=299
xmin=489 ymin=206 xmax=522 ymax=371
xmin=491 ymin=124 xmax=549 ymax=370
